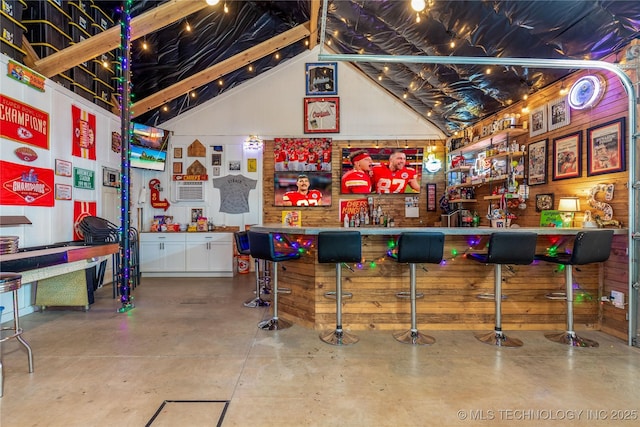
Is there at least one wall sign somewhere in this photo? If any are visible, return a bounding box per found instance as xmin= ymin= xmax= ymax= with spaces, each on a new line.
xmin=568 ymin=74 xmax=605 ymax=110
xmin=0 ymin=94 xmax=49 ymax=149
xmin=73 ymin=167 xmax=95 ymax=190
xmin=71 ymin=105 xmax=96 ymax=160
xmin=0 ymin=160 xmax=54 ymax=206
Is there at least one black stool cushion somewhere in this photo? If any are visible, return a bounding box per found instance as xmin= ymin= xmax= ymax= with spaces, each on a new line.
xmin=396 ymin=232 xmax=445 ymax=264
xmin=234 ymin=231 xmax=251 ymax=255
xmin=536 ymin=230 xmax=614 ymax=265
xmin=248 ymin=231 xmax=300 ymax=262
xmin=317 ymin=231 xmax=362 ymax=263
xmin=469 ymin=232 xmax=537 ymax=265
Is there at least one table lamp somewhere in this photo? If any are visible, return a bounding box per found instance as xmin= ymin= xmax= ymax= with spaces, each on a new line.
xmin=558 ymin=197 xmax=580 ymax=227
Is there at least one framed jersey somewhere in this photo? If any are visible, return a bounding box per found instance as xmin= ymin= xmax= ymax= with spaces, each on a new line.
xmin=304 ymin=97 xmax=340 ymax=133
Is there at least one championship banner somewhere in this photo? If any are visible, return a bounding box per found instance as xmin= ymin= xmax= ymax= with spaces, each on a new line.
xmin=71 ymin=105 xmax=96 ymax=160
xmin=73 ymin=200 xmax=97 ymax=241
xmin=0 ymin=94 xmax=49 ymax=149
xmin=0 ymin=160 xmax=54 ymax=207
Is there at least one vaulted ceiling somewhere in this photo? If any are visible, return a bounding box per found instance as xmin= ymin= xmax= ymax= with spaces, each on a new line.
xmin=29 ymin=0 xmax=640 ymax=136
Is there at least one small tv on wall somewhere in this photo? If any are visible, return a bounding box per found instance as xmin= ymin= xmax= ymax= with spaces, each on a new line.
xmin=130 ymin=123 xmax=170 ymax=171
xmin=274 ymin=172 xmax=332 ymax=207
xmin=340 ymin=147 xmax=423 ymax=194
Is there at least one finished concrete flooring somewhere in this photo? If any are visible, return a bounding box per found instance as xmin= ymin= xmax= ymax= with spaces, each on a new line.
xmin=1 ymin=275 xmax=640 ymax=426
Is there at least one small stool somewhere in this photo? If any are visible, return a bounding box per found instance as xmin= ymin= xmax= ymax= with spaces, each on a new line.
xmin=234 ymin=231 xmax=269 ymax=308
xmin=468 ymin=232 xmax=537 ymax=347
xmin=317 ymin=231 xmax=362 ymax=345
xmin=535 ymin=230 xmax=614 ymax=347
xmin=248 ymin=231 xmax=300 ymax=330
xmin=0 ymin=273 xmax=34 ymax=398
xmin=391 ymin=232 xmax=444 ymax=345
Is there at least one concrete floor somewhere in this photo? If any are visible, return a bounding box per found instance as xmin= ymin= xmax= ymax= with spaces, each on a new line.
xmin=1 ymin=275 xmax=640 ymax=426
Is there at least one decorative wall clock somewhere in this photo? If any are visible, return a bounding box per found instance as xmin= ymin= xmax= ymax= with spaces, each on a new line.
xmin=568 ymin=75 xmax=605 ymax=110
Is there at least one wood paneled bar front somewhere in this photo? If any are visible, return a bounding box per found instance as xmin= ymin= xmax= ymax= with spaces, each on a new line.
xmin=250 ymin=225 xmax=627 ymax=336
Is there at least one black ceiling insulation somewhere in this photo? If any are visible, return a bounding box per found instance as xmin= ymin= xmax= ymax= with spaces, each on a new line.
xmin=107 ymin=1 xmax=640 ymax=135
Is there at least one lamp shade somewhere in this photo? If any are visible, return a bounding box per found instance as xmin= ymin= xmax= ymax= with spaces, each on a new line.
xmin=558 ymin=197 xmax=580 ymax=212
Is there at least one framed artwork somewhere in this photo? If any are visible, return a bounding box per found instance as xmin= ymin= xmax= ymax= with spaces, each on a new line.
xmin=304 ymin=97 xmax=340 ymax=133
xmin=552 ymin=131 xmax=582 ymax=181
xmin=305 ymin=62 xmax=337 ymax=95
xmin=190 ymin=208 xmax=204 ymax=223
xmin=55 ymin=183 xmax=72 ymax=200
xmin=547 ymin=97 xmax=570 ymax=131
xmin=529 ymin=105 xmax=547 ymax=137
xmin=535 ymin=193 xmax=554 ymax=212
xmin=55 ymin=159 xmax=72 ymax=177
xmin=172 ymin=162 xmax=183 ymax=174
xmin=173 ymin=147 xmax=182 ymax=159
xmin=587 ymin=117 xmax=626 ymax=176
xmin=247 ymin=158 xmax=257 ymax=172
xmin=426 ymin=183 xmax=437 ymax=211
xmin=228 ymin=160 xmax=241 ymax=171
xmin=211 ymin=153 xmax=222 ymax=166
xmin=102 ymin=167 xmax=120 ymax=188
xmin=527 ymin=139 xmax=548 ymax=185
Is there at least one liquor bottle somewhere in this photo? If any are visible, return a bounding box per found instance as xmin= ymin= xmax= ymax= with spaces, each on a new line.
xmin=364 ymin=211 xmax=370 ymax=225
xmin=343 ymin=214 xmax=350 ymax=228
xmin=354 ymin=214 xmax=360 ymax=227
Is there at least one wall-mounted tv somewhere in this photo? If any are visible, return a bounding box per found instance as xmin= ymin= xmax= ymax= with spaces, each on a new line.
xmin=274 ymin=172 xmax=333 ymax=206
xmin=341 ymin=147 xmax=423 ymax=194
xmin=130 ymin=123 xmax=170 ymax=172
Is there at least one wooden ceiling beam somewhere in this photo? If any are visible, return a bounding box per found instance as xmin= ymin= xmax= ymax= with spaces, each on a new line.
xmin=132 ymin=22 xmax=311 ymax=118
xmin=309 ymin=0 xmax=320 ymax=50
xmin=33 ymin=0 xmax=209 ymax=78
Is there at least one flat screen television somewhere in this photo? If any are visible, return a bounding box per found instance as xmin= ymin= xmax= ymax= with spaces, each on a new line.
xmin=274 ymin=172 xmax=332 ymax=206
xmin=130 ymin=123 xmax=170 ymax=171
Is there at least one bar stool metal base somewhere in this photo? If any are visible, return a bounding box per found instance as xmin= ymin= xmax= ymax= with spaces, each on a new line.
xmin=544 ymin=331 xmax=599 ymax=347
xmin=243 ymin=296 xmax=270 ymax=308
xmin=475 ymin=330 xmax=523 ymax=347
xmin=258 ymin=317 xmax=292 ymax=330
xmin=393 ymin=329 xmax=435 ymax=345
xmin=319 ymin=329 xmax=359 ymax=346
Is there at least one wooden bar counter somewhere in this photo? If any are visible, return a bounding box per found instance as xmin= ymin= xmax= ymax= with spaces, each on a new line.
xmin=250 ymin=225 xmax=627 ymax=333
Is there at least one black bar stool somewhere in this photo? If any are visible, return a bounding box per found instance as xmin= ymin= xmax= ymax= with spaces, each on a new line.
xmin=248 ymin=231 xmax=300 ymax=330
xmin=317 ymin=231 xmax=362 ymax=345
xmin=0 ymin=273 xmax=34 ymax=397
xmin=535 ymin=230 xmax=614 ymax=347
xmin=234 ymin=231 xmax=269 ymax=308
xmin=391 ymin=232 xmax=445 ymax=345
xmin=468 ymin=232 xmax=537 ymax=347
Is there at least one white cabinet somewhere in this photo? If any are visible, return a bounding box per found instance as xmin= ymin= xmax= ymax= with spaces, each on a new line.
xmin=140 ymin=232 xmax=233 ymax=277
xmin=185 ymin=233 xmax=233 ymax=273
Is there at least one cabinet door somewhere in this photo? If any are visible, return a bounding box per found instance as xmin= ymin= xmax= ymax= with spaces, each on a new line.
xmin=186 ymin=233 xmax=233 ymax=272
xmin=140 ymin=234 xmax=186 ymax=272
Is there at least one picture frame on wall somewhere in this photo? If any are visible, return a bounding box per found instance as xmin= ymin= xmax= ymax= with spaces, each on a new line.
xmin=535 ymin=193 xmax=554 ymax=212
xmin=547 ymin=97 xmax=570 ymax=130
xmin=527 ymin=139 xmax=548 ymax=185
xmin=102 ymin=167 xmax=120 ymax=188
xmin=305 ymin=62 xmax=337 ymax=96
xmin=552 ymin=131 xmax=582 ymax=181
xmin=55 ymin=159 xmax=72 ymax=177
xmin=55 ymin=183 xmax=72 ymax=200
xmin=190 ymin=208 xmax=204 ymax=223
xmin=304 ymin=97 xmax=340 ymax=134
xmin=173 ymin=147 xmax=182 ymax=159
xmin=529 ymin=105 xmax=547 ymax=137
xmin=587 ymin=117 xmax=626 ymax=176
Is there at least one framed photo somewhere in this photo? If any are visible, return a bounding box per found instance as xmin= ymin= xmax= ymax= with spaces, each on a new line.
xmin=228 ymin=160 xmax=241 ymax=171
xmin=190 ymin=208 xmax=204 ymax=223
xmin=552 ymin=131 xmax=582 ymax=181
xmin=547 ymin=97 xmax=570 ymax=131
xmin=529 ymin=105 xmax=547 ymax=137
xmin=173 ymin=147 xmax=182 ymax=159
xmin=304 ymin=97 xmax=340 ymax=133
xmin=527 ymin=139 xmax=548 ymax=185
xmin=305 ymin=62 xmax=337 ymax=95
xmin=55 ymin=183 xmax=72 ymax=200
xmin=535 ymin=193 xmax=554 ymax=212
xmin=587 ymin=117 xmax=626 ymax=176
xmin=211 ymin=153 xmax=222 ymax=166
xmin=55 ymin=159 xmax=72 ymax=177
xmin=426 ymin=183 xmax=437 ymax=211
xmin=172 ymin=162 xmax=183 ymax=174
xmin=102 ymin=167 xmax=120 ymax=188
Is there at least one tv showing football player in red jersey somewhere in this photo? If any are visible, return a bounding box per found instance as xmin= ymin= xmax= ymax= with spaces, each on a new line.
xmin=274 ymin=172 xmax=332 ymax=206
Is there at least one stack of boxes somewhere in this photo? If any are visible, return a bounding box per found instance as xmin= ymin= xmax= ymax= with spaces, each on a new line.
xmin=1 ymin=0 xmax=27 ymax=61
xmin=19 ymin=0 xmax=117 ymax=111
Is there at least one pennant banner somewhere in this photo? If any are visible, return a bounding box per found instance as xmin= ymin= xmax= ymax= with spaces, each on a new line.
xmin=71 ymin=105 xmax=96 ymax=160
xmin=0 ymin=94 xmax=49 ymax=149
xmin=73 ymin=200 xmax=97 ymax=241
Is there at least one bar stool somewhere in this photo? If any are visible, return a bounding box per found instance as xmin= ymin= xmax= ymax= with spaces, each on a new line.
xmin=317 ymin=231 xmax=362 ymax=345
xmin=535 ymin=230 xmax=614 ymax=347
xmin=0 ymin=273 xmax=34 ymax=397
xmin=248 ymin=231 xmax=300 ymax=330
xmin=391 ymin=232 xmax=445 ymax=345
xmin=234 ymin=231 xmax=269 ymax=308
xmin=468 ymin=232 xmax=537 ymax=347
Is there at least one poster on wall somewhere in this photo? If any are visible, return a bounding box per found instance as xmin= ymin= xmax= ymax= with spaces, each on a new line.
xmin=73 ymin=201 xmax=97 ymax=241
xmin=341 ymin=147 xmax=423 ymax=194
xmin=0 ymin=94 xmax=49 ymax=149
xmin=71 ymin=105 xmax=96 ymax=160
xmin=0 ymin=160 xmax=54 ymax=206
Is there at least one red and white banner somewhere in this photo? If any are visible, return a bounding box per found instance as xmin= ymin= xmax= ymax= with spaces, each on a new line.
xmin=0 ymin=160 xmax=54 ymax=207
xmin=0 ymin=94 xmax=49 ymax=149
xmin=73 ymin=200 xmax=97 ymax=241
xmin=71 ymin=105 xmax=96 ymax=160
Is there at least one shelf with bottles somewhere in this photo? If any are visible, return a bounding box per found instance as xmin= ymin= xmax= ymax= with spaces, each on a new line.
xmin=449 ymin=198 xmax=478 ymax=203
xmin=447 ymin=128 xmax=528 ymax=158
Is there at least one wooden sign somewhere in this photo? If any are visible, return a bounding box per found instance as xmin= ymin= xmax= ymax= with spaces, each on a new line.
xmin=187 ymin=139 xmax=206 ymax=157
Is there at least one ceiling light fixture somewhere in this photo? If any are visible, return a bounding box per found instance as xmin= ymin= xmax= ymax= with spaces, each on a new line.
xmin=411 ymin=0 xmax=426 ymax=12
xmin=185 ymin=20 xmax=191 ymax=32
xmin=205 ymin=0 xmax=219 ymax=5
xmin=224 ymin=2 xmax=229 ymax=13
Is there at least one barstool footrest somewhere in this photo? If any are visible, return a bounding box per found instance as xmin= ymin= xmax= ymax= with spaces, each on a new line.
xmin=474 ymin=330 xmax=523 ymax=347
xmin=319 ymin=329 xmax=359 ymax=345
xmin=544 ymin=331 xmax=598 ymax=347
xmin=277 ymin=287 xmax=292 ymax=294
xmin=323 ymin=291 xmax=353 ymax=300
xmin=393 ymin=329 xmax=435 ymax=345
xmin=395 ymin=291 xmax=424 ymax=299
xmin=545 ymin=292 xmax=567 ymax=300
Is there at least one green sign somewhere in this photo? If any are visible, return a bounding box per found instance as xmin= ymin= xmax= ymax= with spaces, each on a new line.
xmin=73 ymin=167 xmax=95 ymax=190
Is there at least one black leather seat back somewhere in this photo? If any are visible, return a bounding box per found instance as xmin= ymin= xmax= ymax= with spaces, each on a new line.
xmin=569 ymin=230 xmax=614 ymax=265
xmin=234 ymin=231 xmax=251 ymax=255
xmin=396 ymin=232 xmax=445 ymax=264
xmin=317 ymin=231 xmax=362 ymax=263
xmin=486 ymin=232 xmax=537 ymax=265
